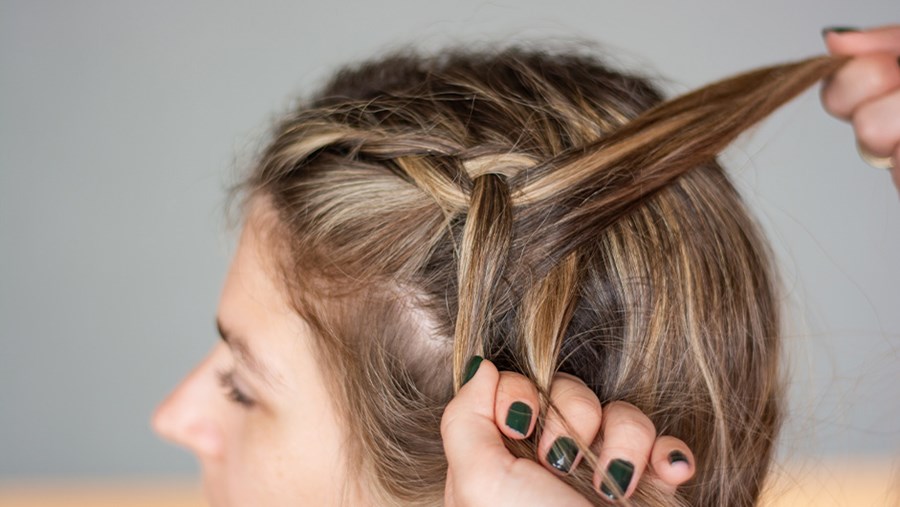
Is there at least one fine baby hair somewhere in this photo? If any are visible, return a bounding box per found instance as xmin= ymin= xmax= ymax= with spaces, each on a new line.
xmin=228 ymin=43 xmax=848 ymax=506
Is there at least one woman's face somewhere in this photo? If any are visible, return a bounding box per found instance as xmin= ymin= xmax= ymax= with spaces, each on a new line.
xmin=152 ymin=213 xmax=360 ymax=506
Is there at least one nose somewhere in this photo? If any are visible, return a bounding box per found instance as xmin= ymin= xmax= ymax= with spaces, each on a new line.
xmin=151 ymin=349 xmax=225 ymax=459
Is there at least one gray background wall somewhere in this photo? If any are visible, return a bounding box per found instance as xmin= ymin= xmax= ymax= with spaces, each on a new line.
xmin=1 ymin=0 xmax=898 ymax=480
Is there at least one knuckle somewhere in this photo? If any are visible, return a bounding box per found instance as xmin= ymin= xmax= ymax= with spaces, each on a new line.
xmin=552 ymin=374 xmax=599 ymax=402
xmin=861 ymin=54 xmax=896 ymax=92
xmin=497 ymin=371 xmax=536 ymax=395
xmin=498 ymin=370 xmax=527 ymax=384
xmin=551 ymin=376 xmax=603 ymax=426
xmin=553 ymin=371 xmax=589 ymax=387
xmin=820 ymin=83 xmax=848 ymax=118
xmin=563 ymin=392 xmax=604 ymax=422
xmin=605 ymin=401 xmax=656 ymax=436
xmin=616 ymin=418 xmax=656 ymax=444
xmin=847 ymin=55 xmax=893 ymax=94
xmin=825 ymin=55 xmax=899 ymax=121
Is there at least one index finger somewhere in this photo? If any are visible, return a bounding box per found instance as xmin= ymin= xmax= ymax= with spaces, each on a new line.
xmin=824 ymin=25 xmax=900 ymax=55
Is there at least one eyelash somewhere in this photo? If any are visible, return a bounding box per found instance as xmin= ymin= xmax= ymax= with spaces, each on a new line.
xmin=216 ymin=367 xmax=255 ymax=408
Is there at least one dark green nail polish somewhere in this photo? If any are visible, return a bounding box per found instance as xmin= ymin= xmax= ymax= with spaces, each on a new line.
xmin=546 ymin=436 xmax=578 ymax=474
xmin=600 ymin=459 xmax=635 ymax=500
xmin=462 ymin=355 xmax=483 ymax=385
xmin=821 ymin=26 xmax=859 ymax=37
xmin=668 ymin=450 xmax=689 ymax=465
xmin=505 ymin=401 xmax=532 ymax=436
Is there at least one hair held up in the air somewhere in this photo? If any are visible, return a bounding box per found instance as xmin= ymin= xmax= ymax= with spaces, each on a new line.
xmin=229 ymin=43 xmax=850 ymax=506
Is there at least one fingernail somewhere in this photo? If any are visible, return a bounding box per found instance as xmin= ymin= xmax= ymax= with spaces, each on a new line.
xmin=821 ymin=26 xmax=859 ymax=37
xmin=668 ymin=450 xmax=689 ymax=466
xmin=600 ymin=459 xmax=635 ymax=500
xmin=546 ymin=436 xmax=578 ymax=474
xmin=505 ymin=401 xmax=532 ymax=436
xmin=462 ymin=355 xmax=483 ymax=386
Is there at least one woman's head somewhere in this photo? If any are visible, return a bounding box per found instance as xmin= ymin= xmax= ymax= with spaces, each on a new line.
xmin=154 ymin=44 xmax=848 ymax=506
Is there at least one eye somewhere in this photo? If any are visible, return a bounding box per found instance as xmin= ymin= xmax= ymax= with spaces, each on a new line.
xmin=216 ymin=367 xmax=256 ymax=408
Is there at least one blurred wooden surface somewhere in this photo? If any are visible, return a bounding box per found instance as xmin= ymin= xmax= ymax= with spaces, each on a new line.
xmin=0 ymin=481 xmax=205 ymax=507
xmin=1 ymin=458 xmax=898 ymax=506
xmin=763 ymin=457 xmax=900 ymax=506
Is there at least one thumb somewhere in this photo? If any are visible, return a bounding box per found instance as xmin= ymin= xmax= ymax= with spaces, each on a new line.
xmin=441 ymin=357 xmax=515 ymax=478
xmin=823 ymin=24 xmax=900 ymax=55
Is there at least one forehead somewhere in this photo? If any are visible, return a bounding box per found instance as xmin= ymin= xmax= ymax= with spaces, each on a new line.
xmin=220 ymin=197 xmax=288 ymax=307
xmin=217 ymin=203 xmax=302 ymax=358
xmin=221 ymin=214 xmax=281 ymax=308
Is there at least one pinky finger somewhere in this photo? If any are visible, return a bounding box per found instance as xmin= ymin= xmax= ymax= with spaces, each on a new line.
xmin=647 ymin=436 xmax=695 ymax=495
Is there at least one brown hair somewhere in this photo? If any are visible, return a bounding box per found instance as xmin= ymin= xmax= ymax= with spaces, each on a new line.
xmin=229 ymin=43 xmax=849 ymax=506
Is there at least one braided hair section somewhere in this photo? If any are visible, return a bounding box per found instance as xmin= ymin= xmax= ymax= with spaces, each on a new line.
xmin=231 ymin=46 xmax=850 ymax=506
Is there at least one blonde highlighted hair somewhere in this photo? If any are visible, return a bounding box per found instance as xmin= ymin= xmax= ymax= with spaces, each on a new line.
xmin=229 ymin=44 xmax=848 ymax=506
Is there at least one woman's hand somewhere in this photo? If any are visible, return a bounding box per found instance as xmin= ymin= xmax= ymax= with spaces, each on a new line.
xmin=821 ymin=25 xmax=900 ymax=194
xmin=440 ymin=356 xmax=695 ymax=506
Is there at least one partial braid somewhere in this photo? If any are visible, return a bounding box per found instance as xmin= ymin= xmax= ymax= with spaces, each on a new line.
xmin=453 ymin=173 xmax=514 ymax=389
xmin=231 ymin=44 xmax=850 ymax=506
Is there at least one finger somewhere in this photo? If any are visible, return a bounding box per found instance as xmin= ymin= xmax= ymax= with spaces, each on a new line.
xmin=495 ymin=371 xmax=540 ymax=439
xmin=594 ymin=401 xmax=656 ymax=502
xmin=646 ymin=435 xmax=696 ymax=496
xmin=820 ymin=53 xmax=900 ymax=120
xmin=440 ymin=356 xmax=513 ymax=483
xmin=537 ymin=372 xmax=603 ymax=476
xmin=852 ymin=88 xmax=900 ymax=157
xmin=824 ymin=25 xmax=900 ymax=55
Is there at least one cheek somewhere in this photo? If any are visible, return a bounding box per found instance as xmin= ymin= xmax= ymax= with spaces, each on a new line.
xmin=219 ymin=404 xmax=351 ymax=506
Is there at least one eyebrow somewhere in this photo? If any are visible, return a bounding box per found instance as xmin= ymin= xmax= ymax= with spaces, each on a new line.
xmin=216 ymin=317 xmax=283 ymax=390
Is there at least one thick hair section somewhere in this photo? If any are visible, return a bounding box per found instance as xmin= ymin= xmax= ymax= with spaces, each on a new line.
xmin=230 ymin=45 xmax=849 ymax=506
xmin=453 ymin=173 xmax=513 ymax=389
xmin=513 ymin=55 xmax=848 ymax=273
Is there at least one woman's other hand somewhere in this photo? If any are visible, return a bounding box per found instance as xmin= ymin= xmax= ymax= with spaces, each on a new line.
xmin=821 ymin=25 xmax=900 ymax=194
xmin=440 ymin=356 xmax=695 ymax=506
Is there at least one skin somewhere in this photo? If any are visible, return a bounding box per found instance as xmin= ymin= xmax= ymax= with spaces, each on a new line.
xmin=820 ymin=24 xmax=900 ymax=195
